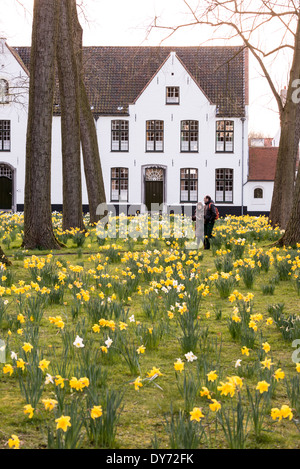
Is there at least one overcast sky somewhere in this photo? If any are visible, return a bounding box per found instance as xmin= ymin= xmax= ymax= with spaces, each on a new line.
xmin=1 ymin=0 xmax=287 ymax=137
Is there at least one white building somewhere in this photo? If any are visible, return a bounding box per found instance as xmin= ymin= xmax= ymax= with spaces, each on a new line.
xmin=0 ymin=40 xmax=257 ymax=217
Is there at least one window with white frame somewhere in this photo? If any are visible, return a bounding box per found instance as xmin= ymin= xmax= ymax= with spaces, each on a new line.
xmin=180 ymin=120 xmax=199 ymax=152
xmin=111 ymin=120 xmax=129 ymax=151
xmin=146 ymin=120 xmax=164 ymax=152
xmin=166 ymin=86 xmax=180 ymax=104
xmin=216 ymin=120 xmax=234 ymax=152
xmin=0 ymin=120 xmax=10 ymax=151
xmin=215 ymin=168 xmax=233 ymax=203
xmin=180 ymin=168 xmax=198 ymax=202
xmin=0 ymin=79 xmax=9 ymax=104
xmin=111 ymin=167 xmax=128 ymax=202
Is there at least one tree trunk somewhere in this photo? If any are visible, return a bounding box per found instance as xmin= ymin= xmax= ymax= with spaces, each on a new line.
xmin=71 ymin=2 xmax=107 ymax=225
xmin=269 ymin=104 xmax=298 ymax=229
xmin=269 ymin=18 xmax=300 ymax=229
xmin=0 ymin=246 xmax=11 ymax=266
xmin=23 ymin=0 xmax=61 ymax=250
xmin=57 ymin=0 xmax=85 ymax=231
xmin=279 ymin=163 xmax=300 ymax=246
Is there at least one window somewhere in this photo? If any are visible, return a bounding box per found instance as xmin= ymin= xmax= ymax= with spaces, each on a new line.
xmin=111 ymin=120 xmax=129 ymax=151
xmin=180 ymin=168 xmax=198 ymax=202
xmin=0 ymin=79 xmax=9 ymax=104
xmin=215 ymin=168 xmax=233 ymax=203
xmin=166 ymin=86 xmax=180 ymax=104
xmin=146 ymin=120 xmax=164 ymax=152
xmin=111 ymin=168 xmax=128 ymax=202
xmin=0 ymin=120 xmax=10 ymax=151
xmin=254 ymin=188 xmax=263 ymax=199
xmin=181 ymin=120 xmax=199 ymax=152
xmin=216 ymin=120 xmax=234 ymax=152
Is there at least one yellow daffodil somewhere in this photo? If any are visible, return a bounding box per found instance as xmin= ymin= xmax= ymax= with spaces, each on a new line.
xmin=262 ymin=342 xmax=271 ymax=353
xmin=274 ymin=368 xmax=285 ymax=381
xmin=24 ymin=404 xmax=34 ymax=419
xmin=241 ymin=346 xmax=250 ymax=356
xmin=209 ymin=399 xmax=221 ymax=412
xmin=3 ymin=364 xmax=13 ymax=376
xmin=174 ymin=358 xmax=184 ymax=373
xmin=8 ymin=434 xmax=20 ymax=449
xmin=207 ymin=370 xmax=218 ymax=382
xmin=190 ymin=407 xmax=204 ymax=422
xmin=42 ymin=398 xmax=58 ymax=411
xmin=147 ymin=367 xmax=163 ymax=378
xmin=200 ymin=386 xmax=212 ymax=399
xmin=22 ymin=342 xmax=33 ymax=354
xmin=133 ymin=376 xmax=143 ymax=391
xmin=16 ymin=359 xmax=26 ymax=371
xmin=55 ymin=375 xmax=65 ymax=388
xmin=256 ymin=380 xmax=270 ymax=394
xmin=261 ymin=357 xmax=274 ymax=370
xmin=90 ymin=405 xmax=103 ymax=420
xmin=55 ymin=415 xmax=72 ymax=432
xmin=38 ymin=359 xmax=50 ymax=372
xmin=136 ymin=345 xmax=146 ymax=354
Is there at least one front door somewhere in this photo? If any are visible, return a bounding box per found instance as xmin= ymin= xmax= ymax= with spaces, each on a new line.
xmin=144 ymin=167 xmax=164 ymax=211
xmin=145 ymin=180 xmax=163 ymax=210
xmin=0 ymin=165 xmax=13 ymax=210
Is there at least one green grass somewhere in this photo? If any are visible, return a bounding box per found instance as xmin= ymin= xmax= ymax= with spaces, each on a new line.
xmin=0 ymin=212 xmax=300 ymax=449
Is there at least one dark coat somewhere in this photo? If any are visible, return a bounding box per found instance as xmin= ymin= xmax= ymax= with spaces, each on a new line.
xmin=204 ymin=200 xmax=216 ymax=224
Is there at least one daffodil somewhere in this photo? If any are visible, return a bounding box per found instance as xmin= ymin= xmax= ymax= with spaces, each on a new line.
xmin=38 ymin=359 xmax=50 ymax=372
xmin=256 ymin=380 xmax=270 ymax=394
xmin=241 ymin=346 xmax=250 ymax=356
xmin=207 ymin=370 xmax=218 ymax=382
xmin=261 ymin=357 xmax=274 ymax=370
xmin=137 ymin=345 xmax=146 ymax=354
xmin=185 ymin=351 xmax=197 ymax=362
xmin=200 ymin=386 xmax=212 ymax=399
xmin=3 ymin=363 xmax=13 ymax=376
xmin=190 ymin=407 xmax=204 ymax=422
xmin=24 ymin=404 xmax=34 ymax=419
xmin=73 ymin=335 xmax=84 ymax=348
xmin=55 ymin=375 xmax=65 ymax=388
xmin=262 ymin=342 xmax=271 ymax=353
xmin=133 ymin=376 xmax=143 ymax=391
xmin=8 ymin=434 xmax=20 ymax=449
xmin=147 ymin=367 xmax=163 ymax=378
xmin=274 ymin=368 xmax=285 ymax=381
xmin=42 ymin=398 xmax=58 ymax=411
xmin=55 ymin=415 xmax=72 ymax=432
xmin=22 ymin=342 xmax=33 ymax=354
xmin=174 ymin=358 xmax=184 ymax=373
xmin=209 ymin=399 xmax=221 ymax=412
xmin=91 ymin=405 xmax=103 ymax=420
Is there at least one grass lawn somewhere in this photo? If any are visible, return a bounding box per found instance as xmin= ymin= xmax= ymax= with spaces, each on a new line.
xmin=0 ymin=212 xmax=300 ymax=449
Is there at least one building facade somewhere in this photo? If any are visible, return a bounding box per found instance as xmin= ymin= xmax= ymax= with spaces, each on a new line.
xmin=0 ymin=40 xmax=255 ymax=217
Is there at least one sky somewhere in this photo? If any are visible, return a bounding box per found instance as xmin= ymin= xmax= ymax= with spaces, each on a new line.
xmin=0 ymin=0 xmax=289 ymax=137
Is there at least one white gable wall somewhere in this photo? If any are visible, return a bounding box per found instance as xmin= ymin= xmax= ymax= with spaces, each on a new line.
xmin=97 ymin=53 xmax=249 ymax=212
xmin=0 ymin=40 xmax=28 ymax=211
xmin=0 ymin=45 xmax=253 ymax=215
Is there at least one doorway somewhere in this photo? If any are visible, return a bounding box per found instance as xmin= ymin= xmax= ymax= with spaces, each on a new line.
xmin=144 ymin=167 xmax=165 ymax=211
xmin=0 ymin=164 xmax=13 ymax=210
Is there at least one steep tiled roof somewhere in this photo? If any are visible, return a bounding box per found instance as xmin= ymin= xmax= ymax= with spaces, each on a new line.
xmin=14 ymin=45 xmax=247 ymax=117
xmin=248 ymin=147 xmax=278 ymax=181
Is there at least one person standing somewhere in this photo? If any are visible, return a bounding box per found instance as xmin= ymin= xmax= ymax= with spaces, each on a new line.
xmin=203 ymin=195 xmax=216 ymax=250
